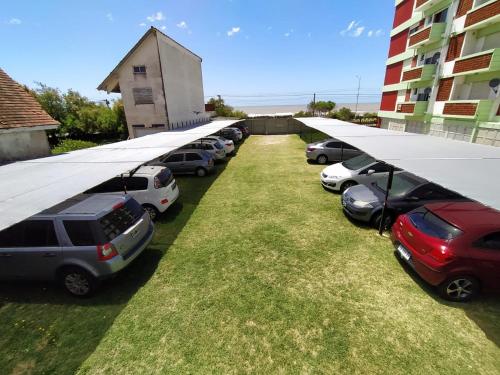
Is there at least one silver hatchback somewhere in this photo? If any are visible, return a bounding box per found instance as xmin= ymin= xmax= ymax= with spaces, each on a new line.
xmin=0 ymin=194 xmax=154 ymax=296
xmin=306 ymin=138 xmax=363 ymax=164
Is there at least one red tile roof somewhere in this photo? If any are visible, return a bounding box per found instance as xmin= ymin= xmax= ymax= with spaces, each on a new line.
xmin=0 ymin=68 xmax=59 ymax=130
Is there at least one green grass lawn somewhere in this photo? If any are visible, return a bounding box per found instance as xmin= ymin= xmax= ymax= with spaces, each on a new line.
xmin=1 ymin=135 xmax=500 ymax=374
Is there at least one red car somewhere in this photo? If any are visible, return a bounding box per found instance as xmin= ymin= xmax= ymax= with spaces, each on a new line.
xmin=392 ymin=201 xmax=500 ymax=302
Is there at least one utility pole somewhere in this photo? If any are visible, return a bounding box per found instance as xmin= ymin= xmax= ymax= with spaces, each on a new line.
xmin=312 ymin=93 xmax=316 ymax=117
xmin=355 ymin=75 xmax=361 ymax=118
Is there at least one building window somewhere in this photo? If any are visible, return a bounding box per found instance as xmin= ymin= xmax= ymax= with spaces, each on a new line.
xmin=133 ymin=65 xmax=146 ymax=74
xmin=152 ymin=124 xmax=165 ymax=128
xmin=132 ymin=124 xmax=145 ymax=128
xmin=133 ymin=87 xmax=154 ymax=105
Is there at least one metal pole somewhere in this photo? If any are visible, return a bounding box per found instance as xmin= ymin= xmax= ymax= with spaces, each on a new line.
xmin=378 ymin=165 xmax=394 ymax=235
xmin=312 ymin=93 xmax=316 ymax=117
xmin=355 ymin=75 xmax=361 ymax=118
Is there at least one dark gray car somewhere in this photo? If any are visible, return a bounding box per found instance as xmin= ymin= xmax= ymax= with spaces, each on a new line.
xmin=0 ymin=194 xmax=154 ymax=296
xmin=149 ymin=149 xmax=215 ymax=177
xmin=306 ymin=138 xmax=363 ymax=164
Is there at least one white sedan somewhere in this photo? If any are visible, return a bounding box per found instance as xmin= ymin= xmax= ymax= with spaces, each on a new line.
xmin=201 ymin=136 xmax=235 ymax=155
xmin=320 ymin=153 xmax=399 ymax=193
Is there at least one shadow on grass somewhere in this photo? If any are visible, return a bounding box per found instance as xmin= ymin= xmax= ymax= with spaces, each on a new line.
xmin=394 ymin=253 xmax=500 ymax=348
xmin=0 ymin=140 xmax=242 ymax=374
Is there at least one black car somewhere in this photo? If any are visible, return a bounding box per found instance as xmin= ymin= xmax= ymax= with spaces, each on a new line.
xmin=341 ymin=172 xmax=468 ymax=228
xmin=229 ymin=123 xmax=250 ymax=138
xmin=214 ymin=128 xmax=242 ymax=143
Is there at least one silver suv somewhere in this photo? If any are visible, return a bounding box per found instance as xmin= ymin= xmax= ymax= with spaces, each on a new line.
xmin=0 ymin=194 xmax=154 ymax=296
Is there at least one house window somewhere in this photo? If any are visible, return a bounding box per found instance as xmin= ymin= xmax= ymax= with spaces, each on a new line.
xmin=133 ymin=87 xmax=154 ymax=105
xmin=152 ymin=124 xmax=165 ymax=128
xmin=133 ymin=65 xmax=146 ymax=74
xmin=132 ymin=124 xmax=145 ymax=128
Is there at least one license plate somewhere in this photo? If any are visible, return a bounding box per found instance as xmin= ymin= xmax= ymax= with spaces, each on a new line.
xmin=397 ymin=245 xmax=411 ymax=261
xmin=130 ymin=228 xmax=140 ymax=239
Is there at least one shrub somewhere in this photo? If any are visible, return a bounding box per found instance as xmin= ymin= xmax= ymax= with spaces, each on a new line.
xmin=51 ymin=139 xmax=97 ymax=155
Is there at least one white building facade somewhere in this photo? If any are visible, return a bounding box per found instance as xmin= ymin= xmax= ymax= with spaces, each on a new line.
xmin=98 ymin=27 xmax=208 ymax=138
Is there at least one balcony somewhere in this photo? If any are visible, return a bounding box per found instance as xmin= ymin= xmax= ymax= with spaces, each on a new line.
xmin=415 ymin=0 xmax=448 ymax=13
xmin=396 ymin=101 xmax=428 ymax=117
xmin=442 ymin=100 xmax=495 ymax=121
xmin=464 ymin=0 xmax=500 ymax=31
xmin=401 ymin=64 xmax=437 ymax=83
xmin=408 ymin=23 xmax=446 ymax=49
xmin=453 ymin=48 xmax=500 ymax=76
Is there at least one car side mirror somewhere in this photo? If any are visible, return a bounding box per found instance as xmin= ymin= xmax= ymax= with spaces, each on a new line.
xmin=366 ymin=169 xmax=375 ymax=176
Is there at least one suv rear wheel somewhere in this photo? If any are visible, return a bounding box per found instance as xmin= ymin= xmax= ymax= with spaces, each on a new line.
xmin=438 ymin=276 xmax=479 ymax=302
xmin=59 ymin=266 xmax=99 ymax=297
xmin=143 ymin=204 xmax=159 ymax=221
xmin=317 ymin=155 xmax=328 ymax=164
xmin=196 ymin=167 xmax=207 ymax=177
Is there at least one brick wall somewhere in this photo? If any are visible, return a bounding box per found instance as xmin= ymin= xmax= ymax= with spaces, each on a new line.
xmin=397 ymin=103 xmax=415 ymax=113
xmin=445 ymin=33 xmax=465 ymax=62
xmin=409 ymin=27 xmax=431 ymax=47
xmin=453 ymin=53 xmax=492 ymax=73
xmin=465 ymin=0 xmax=500 ymax=28
xmin=436 ymin=78 xmax=454 ymax=101
xmin=443 ymin=102 xmax=477 ymax=116
xmin=456 ymin=0 xmax=473 ymax=18
xmin=402 ymin=67 xmax=423 ymax=81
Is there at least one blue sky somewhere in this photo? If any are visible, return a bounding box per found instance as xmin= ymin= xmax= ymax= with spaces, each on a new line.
xmin=1 ymin=0 xmax=394 ymax=106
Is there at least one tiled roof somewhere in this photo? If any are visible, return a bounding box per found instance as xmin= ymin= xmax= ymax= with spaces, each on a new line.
xmin=0 ymin=68 xmax=59 ymax=130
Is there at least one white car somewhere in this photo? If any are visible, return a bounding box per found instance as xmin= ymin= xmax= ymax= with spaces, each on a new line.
xmin=180 ymin=140 xmax=226 ymax=160
xmin=320 ymin=153 xmax=399 ymax=193
xmin=201 ymin=136 xmax=235 ymax=155
xmin=85 ymin=165 xmax=179 ymax=220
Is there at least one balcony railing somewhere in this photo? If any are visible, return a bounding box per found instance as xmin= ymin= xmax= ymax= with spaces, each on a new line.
xmin=396 ymin=101 xmax=428 ymax=116
xmin=453 ymin=48 xmax=500 ymax=75
xmin=401 ymin=64 xmax=437 ymax=82
xmin=415 ymin=0 xmax=447 ymax=12
xmin=408 ymin=23 xmax=446 ymax=49
xmin=464 ymin=0 xmax=500 ymax=31
xmin=442 ymin=100 xmax=495 ymax=121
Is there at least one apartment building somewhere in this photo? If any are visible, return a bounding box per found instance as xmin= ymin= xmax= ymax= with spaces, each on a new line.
xmin=378 ymin=0 xmax=500 ymax=146
xmin=98 ymin=27 xmax=208 ymax=138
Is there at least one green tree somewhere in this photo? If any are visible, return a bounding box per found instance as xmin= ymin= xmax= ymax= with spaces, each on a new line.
xmin=207 ymin=96 xmax=247 ymax=118
xmin=335 ymin=107 xmax=355 ymax=121
xmin=307 ymin=100 xmax=336 ymax=116
xmin=32 ymin=82 xmax=66 ymax=123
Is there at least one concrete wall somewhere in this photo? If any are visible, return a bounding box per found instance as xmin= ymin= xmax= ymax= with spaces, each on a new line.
xmin=0 ymin=129 xmax=51 ymax=162
xmin=116 ymin=32 xmax=169 ymax=134
xmin=158 ymin=33 xmax=206 ymax=129
xmin=244 ymin=118 xmax=303 ymax=135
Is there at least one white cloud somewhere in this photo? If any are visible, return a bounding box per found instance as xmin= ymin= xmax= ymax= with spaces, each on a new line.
xmin=284 ymin=32 xmax=291 ymax=37
xmin=227 ymin=26 xmax=240 ymax=36
xmin=177 ymin=21 xmax=188 ymax=29
xmin=284 ymin=29 xmax=294 ymax=37
xmin=267 ymin=26 xmax=272 ymax=31
xmin=367 ymin=30 xmax=373 ymax=37
xmin=367 ymin=29 xmax=384 ymax=37
xmin=307 ymin=32 xmax=312 ymax=38
xmin=375 ymin=29 xmax=384 ymax=37
xmin=340 ymin=20 xmax=366 ymax=37
xmin=139 ymin=22 xmax=146 ymax=27
xmin=160 ymin=25 xmax=166 ymax=31
xmin=106 ymin=13 xmax=113 ymax=22
xmin=8 ymin=18 xmax=21 ymax=25
xmin=146 ymin=11 xmax=165 ymax=22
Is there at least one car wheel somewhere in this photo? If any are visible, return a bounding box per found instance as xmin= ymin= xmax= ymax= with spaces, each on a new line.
xmin=438 ymin=276 xmax=479 ymax=302
xmin=196 ymin=167 xmax=207 ymax=177
xmin=317 ymin=155 xmax=328 ymax=164
xmin=371 ymin=211 xmax=393 ymax=230
xmin=340 ymin=181 xmax=357 ymax=193
xmin=59 ymin=267 xmax=99 ymax=297
xmin=143 ymin=204 xmax=159 ymax=221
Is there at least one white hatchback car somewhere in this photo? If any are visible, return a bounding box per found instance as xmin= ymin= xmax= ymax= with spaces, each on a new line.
xmin=201 ymin=136 xmax=235 ymax=155
xmin=86 ymin=166 xmax=180 ymax=220
xmin=320 ymin=153 xmax=398 ymax=193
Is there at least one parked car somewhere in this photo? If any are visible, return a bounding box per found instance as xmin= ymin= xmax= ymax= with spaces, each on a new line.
xmin=306 ymin=138 xmax=363 ymax=164
xmin=392 ymin=202 xmax=500 ymax=302
xmin=215 ymin=128 xmax=243 ymax=143
xmin=341 ymin=172 xmax=467 ymax=229
xmin=320 ymin=153 xmax=401 ymax=193
xmin=149 ymin=150 xmax=215 ymax=177
xmin=0 ymin=194 xmax=154 ymax=297
xmin=201 ymin=136 xmax=235 ymax=155
xmin=85 ymin=166 xmax=179 ymax=221
xmin=180 ymin=140 xmax=226 ymax=160
xmin=229 ymin=123 xmax=250 ymax=138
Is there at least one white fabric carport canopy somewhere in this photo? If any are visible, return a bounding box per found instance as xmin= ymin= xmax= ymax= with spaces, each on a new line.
xmin=0 ymin=119 xmax=241 ymax=232
xmin=297 ymin=117 xmax=500 ymax=211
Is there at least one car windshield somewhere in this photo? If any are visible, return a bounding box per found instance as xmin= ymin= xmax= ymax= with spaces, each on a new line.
xmin=342 ymin=154 xmax=375 ymax=170
xmin=375 ymin=174 xmax=421 ymax=197
xmin=409 ymin=208 xmax=463 ymax=240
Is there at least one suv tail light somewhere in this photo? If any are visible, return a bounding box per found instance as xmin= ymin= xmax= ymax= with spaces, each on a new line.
xmin=307 ymin=147 xmax=316 ymax=151
xmin=428 ymin=245 xmax=455 ymax=263
xmin=97 ymin=243 xmax=119 ymax=261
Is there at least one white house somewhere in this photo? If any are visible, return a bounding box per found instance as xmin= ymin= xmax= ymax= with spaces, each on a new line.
xmin=98 ymin=27 xmax=208 ymax=138
xmin=0 ymin=68 xmax=59 ymax=162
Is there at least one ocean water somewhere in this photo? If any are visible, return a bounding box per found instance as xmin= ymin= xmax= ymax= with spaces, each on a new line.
xmin=233 ymin=103 xmax=380 ymax=116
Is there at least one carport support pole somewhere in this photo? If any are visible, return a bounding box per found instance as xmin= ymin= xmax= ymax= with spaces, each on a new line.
xmin=378 ymin=165 xmax=394 ymax=236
